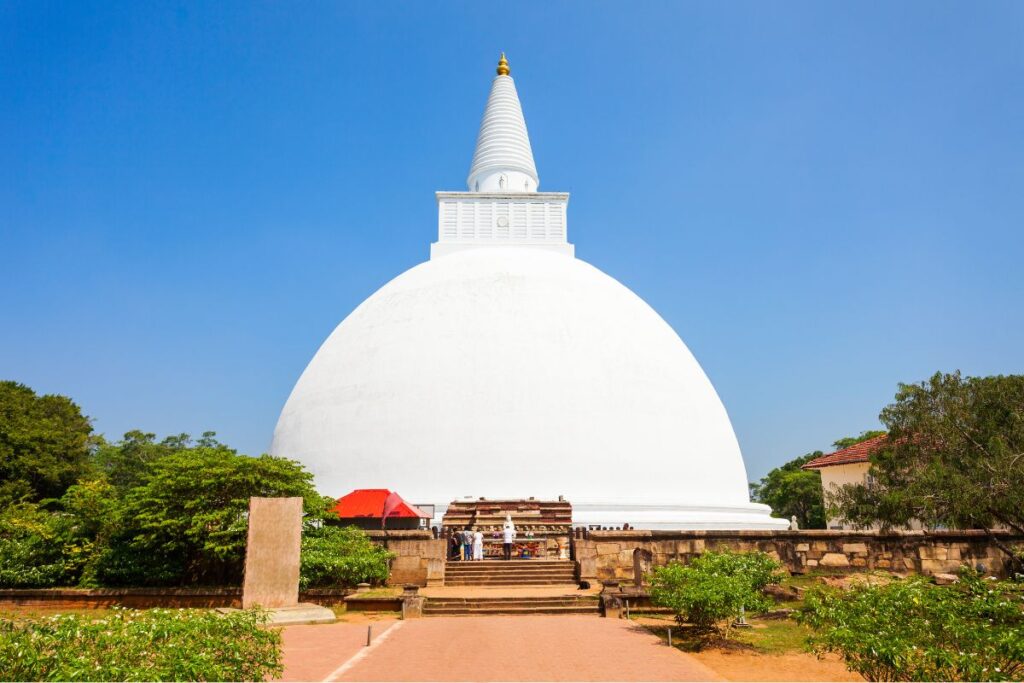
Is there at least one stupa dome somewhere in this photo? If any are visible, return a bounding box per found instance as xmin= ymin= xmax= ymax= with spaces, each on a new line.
xmin=270 ymin=56 xmax=787 ymax=529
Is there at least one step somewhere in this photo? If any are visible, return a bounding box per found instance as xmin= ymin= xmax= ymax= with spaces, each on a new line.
xmin=446 ymin=573 xmax=581 ymax=577
xmin=445 ymin=561 xmax=572 ymax=566
xmin=446 ymin=564 xmax=574 ymax=570
xmin=427 ymin=597 xmax=597 ymax=605
xmin=444 ymin=574 xmax=575 ymax=580
xmin=423 ymin=606 xmax=600 ymax=616
xmin=444 ymin=582 xmax=580 ymax=587
xmin=445 ymin=567 xmax=574 ymax=573
xmin=425 ymin=600 xmax=598 ymax=608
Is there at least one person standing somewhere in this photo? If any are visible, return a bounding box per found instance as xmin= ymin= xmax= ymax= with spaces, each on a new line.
xmin=450 ymin=530 xmax=462 ymax=560
xmin=502 ymin=514 xmax=517 ymax=561
xmin=462 ymin=526 xmax=474 ymax=561
xmin=472 ymin=528 xmax=484 ymax=561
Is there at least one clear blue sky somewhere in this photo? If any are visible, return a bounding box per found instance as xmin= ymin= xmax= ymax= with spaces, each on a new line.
xmin=2 ymin=2 xmax=1021 ymax=482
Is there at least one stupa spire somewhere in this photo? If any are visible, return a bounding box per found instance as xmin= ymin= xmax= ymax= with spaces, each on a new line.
xmin=467 ymin=53 xmax=539 ymax=193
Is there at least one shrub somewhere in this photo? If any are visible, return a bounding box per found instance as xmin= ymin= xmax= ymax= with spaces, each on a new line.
xmin=0 ymin=608 xmax=282 ymax=682
xmin=649 ymin=550 xmax=783 ymax=636
xmin=800 ymin=569 xmax=1024 ymax=682
xmin=300 ymin=525 xmax=394 ymax=589
xmin=0 ymin=503 xmax=78 ymax=588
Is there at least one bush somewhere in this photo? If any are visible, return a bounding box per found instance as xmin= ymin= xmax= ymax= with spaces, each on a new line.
xmin=300 ymin=525 xmax=394 ymax=589
xmin=0 ymin=503 xmax=79 ymax=588
xmin=0 ymin=608 xmax=282 ymax=682
xmin=649 ymin=550 xmax=783 ymax=636
xmin=800 ymin=569 xmax=1024 ymax=682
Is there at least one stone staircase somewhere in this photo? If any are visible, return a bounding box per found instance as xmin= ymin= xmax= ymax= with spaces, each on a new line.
xmin=444 ymin=559 xmax=576 ymax=587
xmin=423 ymin=595 xmax=599 ymax=616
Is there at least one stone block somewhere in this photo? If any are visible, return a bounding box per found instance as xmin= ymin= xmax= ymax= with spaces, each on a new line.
xmin=602 ymin=595 xmax=622 ymax=619
xmin=242 ymin=497 xmax=302 ymax=610
xmin=819 ymin=553 xmax=851 ymax=568
xmin=578 ymin=558 xmax=597 ymax=580
xmin=842 ymin=543 xmax=868 ymax=555
xmin=933 ymin=573 xmax=959 ymax=586
xmin=903 ymin=557 xmax=917 ymax=570
xmin=920 ymin=559 xmax=954 ymax=574
xmin=851 ymin=557 xmax=867 ymax=567
xmin=425 ymin=558 xmax=444 ymax=586
xmin=795 ymin=543 xmax=810 ymax=552
xmin=812 ymin=541 xmax=829 ymax=552
xmin=402 ymin=596 xmax=425 ymax=619
xmin=806 ymin=559 xmax=819 ymax=567
xmin=876 ymin=559 xmax=891 ymax=568
xmin=596 ymin=542 xmax=621 ymax=556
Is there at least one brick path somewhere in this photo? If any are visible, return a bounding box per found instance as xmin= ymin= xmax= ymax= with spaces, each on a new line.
xmin=279 ymin=615 xmax=721 ymax=681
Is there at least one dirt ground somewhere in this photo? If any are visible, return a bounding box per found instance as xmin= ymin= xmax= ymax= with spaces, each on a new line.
xmin=690 ymin=650 xmax=862 ymax=682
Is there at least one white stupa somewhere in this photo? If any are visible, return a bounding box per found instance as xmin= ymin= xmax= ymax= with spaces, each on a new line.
xmin=271 ymin=55 xmax=787 ymax=529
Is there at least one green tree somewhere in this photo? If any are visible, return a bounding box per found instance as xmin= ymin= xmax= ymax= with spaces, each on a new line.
xmin=800 ymin=570 xmax=1024 ymax=682
xmin=95 ymin=436 xmax=323 ymax=586
xmin=649 ymin=550 xmax=782 ymax=638
xmin=830 ymin=372 xmax=1024 ymax=571
xmin=0 ymin=381 xmax=94 ymax=503
xmin=830 ymin=430 xmax=886 ymax=451
xmin=749 ymin=453 xmax=826 ymax=529
xmin=89 ymin=430 xmax=186 ymax=492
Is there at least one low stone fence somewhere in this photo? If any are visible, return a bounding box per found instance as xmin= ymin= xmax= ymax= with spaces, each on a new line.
xmin=366 ymin=530 xmax=447 ymax=587
xmin=574 ymin=529 xmax=1024 ymax=584
xmin=0 ymin=587 xmax=354 ymax=610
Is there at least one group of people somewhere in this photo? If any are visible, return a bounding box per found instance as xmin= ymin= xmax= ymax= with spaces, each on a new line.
xmin=450 ymin=514 xmax=518 ymax=561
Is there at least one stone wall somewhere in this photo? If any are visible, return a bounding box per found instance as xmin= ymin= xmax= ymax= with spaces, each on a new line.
xmin=574 ymin=529 xmax=1024 ymax=583
xmin=0 ymin=587 xmax=354 ymax=610
xmin=367 ymin=530 xmax=447 ymax=587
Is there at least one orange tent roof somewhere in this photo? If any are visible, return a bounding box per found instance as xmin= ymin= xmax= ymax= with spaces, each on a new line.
xmin=332 ymin=488 xmax=429 ymax=519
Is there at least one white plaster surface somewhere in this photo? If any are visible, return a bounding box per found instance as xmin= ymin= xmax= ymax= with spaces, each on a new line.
xmin=271 ymin=248 xmax=786 ymax=529
xmin=467 ymin=74 xmax=538 ymax=193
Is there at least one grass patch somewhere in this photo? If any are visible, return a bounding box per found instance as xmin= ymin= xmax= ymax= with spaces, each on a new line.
xmin=636 ymin=615 xmax=810 ymax=654
xmin=735 ymin=618 xmax=813 ymax=654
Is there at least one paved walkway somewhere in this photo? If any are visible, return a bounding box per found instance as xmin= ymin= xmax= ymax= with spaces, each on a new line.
xmin=279 ymin=615 xmax=721 ymax=681
xmin=277 ymin=618 xmax=399 ymax=682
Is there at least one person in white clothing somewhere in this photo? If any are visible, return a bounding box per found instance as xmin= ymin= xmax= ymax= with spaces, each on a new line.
xmin=472 ymin=529 xmax=484 ymax=560
xmin=502 ymin=514 xmax=517 ymax=561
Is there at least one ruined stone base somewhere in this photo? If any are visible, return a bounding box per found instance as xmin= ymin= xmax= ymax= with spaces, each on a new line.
xmin=222 ymin=603 xmax=336 ymax=626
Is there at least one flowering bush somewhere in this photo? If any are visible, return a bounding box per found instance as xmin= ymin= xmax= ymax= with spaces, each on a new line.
xmin=300 ymin=525 xmax=394 ymax=589
xmin=0 ymin=608 xmax=282 ymax=681
xmin=649 ymin=550 xmax=783 ymax=636
xmin=800 ymin=569 xmax=1024 ymax=682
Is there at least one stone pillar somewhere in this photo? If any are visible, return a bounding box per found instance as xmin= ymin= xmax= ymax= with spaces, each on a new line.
xmin=241 ymin=497 xmax=335 ymax=625
xmin=242 ymin=497 xmax=302 ymax=609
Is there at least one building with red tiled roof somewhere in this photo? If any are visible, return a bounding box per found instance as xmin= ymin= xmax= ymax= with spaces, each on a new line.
xmin=332 ymin=489 xmax=430 ymax=530
xmin=801 ymin=434 xmax=897 ymax=530
xmin=802 ymin=434 xmax=889 ymax=471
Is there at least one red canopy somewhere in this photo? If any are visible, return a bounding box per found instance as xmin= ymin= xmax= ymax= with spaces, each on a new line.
xmin=332 ymin=488 xmax=429 ymax=519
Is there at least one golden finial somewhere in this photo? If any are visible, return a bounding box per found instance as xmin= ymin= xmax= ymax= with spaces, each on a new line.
xmin=496 ymin=52 xmax=510 ymax=76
